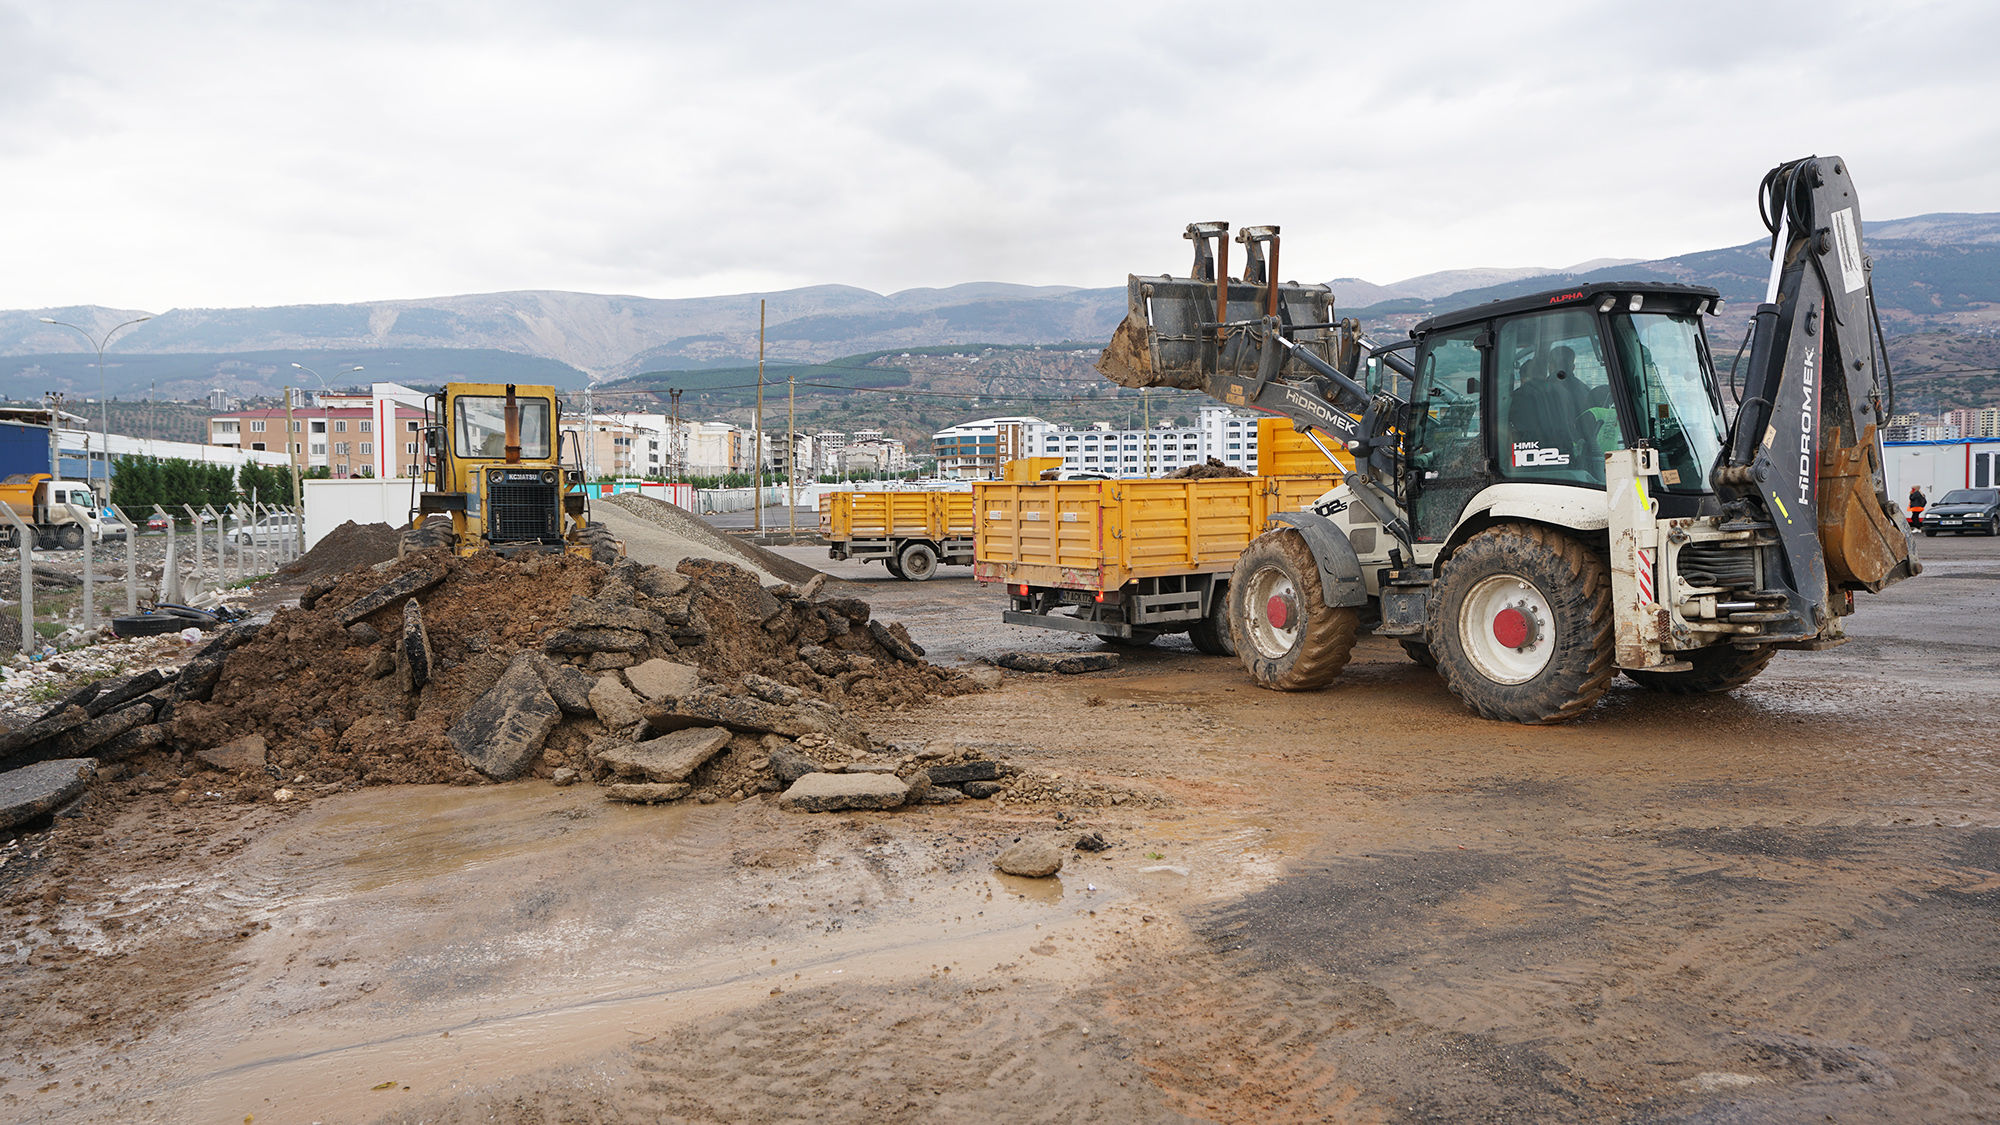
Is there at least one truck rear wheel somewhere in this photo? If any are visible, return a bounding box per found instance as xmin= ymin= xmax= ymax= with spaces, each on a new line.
xmin=1624 ymin=644 xmax=1774 ymax=694
xmin=1188 ymin=587 xmax=1236 ymax=656
xmin=1228 ymin=529 xmax=1358 ymax=691
xmin=1430 ymin=524 xmax=1614 ymax=725
xmin=896 ymin=541 xmax=939 ymax=581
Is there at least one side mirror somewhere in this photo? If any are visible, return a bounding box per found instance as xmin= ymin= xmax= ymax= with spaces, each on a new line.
xmin=1465 ymin=377 xmax=1481 ymax=395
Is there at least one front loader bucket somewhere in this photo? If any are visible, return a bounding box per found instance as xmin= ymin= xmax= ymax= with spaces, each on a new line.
xmin=1097 ymin=273 xmax=1340 ymax=393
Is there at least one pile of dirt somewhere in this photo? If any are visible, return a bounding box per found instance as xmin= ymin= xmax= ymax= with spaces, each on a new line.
xmin=274 ymin=521 xmax=402 ymax=583
xmin=600 ymin=493 xmax=825 ymax=584
xmin=1164 ymin=458 xmax=1251 ymax=479
xmin=148 ymin=548 xmax=980 ymax=801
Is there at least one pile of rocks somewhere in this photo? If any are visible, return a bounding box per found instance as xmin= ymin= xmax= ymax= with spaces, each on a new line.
xmin=20 ymin=546 xmax=990 ymax=807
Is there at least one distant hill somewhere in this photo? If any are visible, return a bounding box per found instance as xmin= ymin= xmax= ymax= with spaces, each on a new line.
xmin=1 ymin=213 xmax=1994 ymax=408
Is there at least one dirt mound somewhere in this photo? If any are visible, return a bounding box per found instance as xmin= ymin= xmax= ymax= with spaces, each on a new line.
xmin=275 ymin=521 xmax=402 ymax=583
xmin=1164 ymin=458 xmax=1251 ymax=479
xmin=160 ymin=549 xmax=977 ymax=800
xmin=600 ymin=493 xmax=825 ymax=585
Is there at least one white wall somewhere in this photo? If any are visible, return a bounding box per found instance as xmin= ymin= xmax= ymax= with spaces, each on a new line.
xmin=1882 ymin=439 xmax=2000 ymax=500
xmin=302 ymin=477 xmax=417 ymax=549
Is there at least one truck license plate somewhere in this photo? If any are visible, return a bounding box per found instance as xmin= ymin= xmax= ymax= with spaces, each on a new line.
xmin=1058 ymin=589 xmax=1098 ymax=605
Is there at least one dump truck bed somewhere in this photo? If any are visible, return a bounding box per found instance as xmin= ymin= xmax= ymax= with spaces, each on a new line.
xmin=822 ymin=490 xmax=975 ymax=542
xmin=974 ymin=474 xmax=1343 ymax=591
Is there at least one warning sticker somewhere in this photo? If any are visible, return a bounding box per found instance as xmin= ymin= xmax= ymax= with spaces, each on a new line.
xmin=1512 ymin=442 xmax=1571 ymax=468
xmin=1830 ymin=207 xmax=1866 ymax=294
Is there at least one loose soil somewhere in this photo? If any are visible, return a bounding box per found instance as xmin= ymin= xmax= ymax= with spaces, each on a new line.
xmin=1 ymin=537 xmax=1996 ymax=1124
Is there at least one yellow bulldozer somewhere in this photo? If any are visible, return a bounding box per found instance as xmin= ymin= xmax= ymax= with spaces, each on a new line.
xmin=401 ymin=381 xmax=619 ymax=561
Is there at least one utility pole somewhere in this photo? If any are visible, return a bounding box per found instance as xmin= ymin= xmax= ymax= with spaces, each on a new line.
xmin=44 ymin=392 xmax=62 ymax=477
xmin=284 ymin=388 xmax=302 ymax=515
xmin=787 ymin=361 xmax=797 ymax=539
xmin=755 ymin=299 xmax=765 ymax=532
xmin=1143 ymin=389 xmax=1152 ymax=476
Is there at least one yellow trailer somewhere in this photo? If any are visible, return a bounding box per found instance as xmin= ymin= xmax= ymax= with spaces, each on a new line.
xmin=821 ymin=488 xmax=977 ymax=580
xmin=974 ymin=470 xmax=1343 ymax=650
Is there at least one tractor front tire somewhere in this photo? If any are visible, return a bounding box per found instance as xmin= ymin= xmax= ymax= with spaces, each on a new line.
xmin=57 ymin=524 xmax=85 ymax=550
xmin=580 ymin=523 xmax=621 ymax=564
xmin=398 ymin=515 xmax=455 ymax=559
xmin=1429 ymin=524 xmax=1614 ymax=724
xmin=1227 ymin=529 xmax=1358 ymax=691
xmin=1624 ymin=644 xmax=1775 ymax=695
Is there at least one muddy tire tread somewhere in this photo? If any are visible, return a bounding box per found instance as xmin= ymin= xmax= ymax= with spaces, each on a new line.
xmin=1624 ymin=645 xmax=1775 ymax=694
xmin=1429 ymin=523 xmax=1614 ymax=725
xmin=1229 ymin=529 xmax=1359 ymax=691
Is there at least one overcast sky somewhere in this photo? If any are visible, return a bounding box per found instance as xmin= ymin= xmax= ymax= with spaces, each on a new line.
xmin=3 ymin=0 xmax=1996 ymax=314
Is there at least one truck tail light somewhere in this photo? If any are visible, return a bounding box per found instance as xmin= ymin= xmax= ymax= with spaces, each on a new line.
xmin=1094 ymin=592 xmax=1105 ymax=602
xmin=1017 ymin=584 xmax=1029 ymax=596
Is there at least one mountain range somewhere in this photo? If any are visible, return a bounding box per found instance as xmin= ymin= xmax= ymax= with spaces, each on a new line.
xmin=2 ymin=213 xmax=1995 ymax=404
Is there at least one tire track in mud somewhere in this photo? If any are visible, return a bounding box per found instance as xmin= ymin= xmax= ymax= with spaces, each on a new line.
xmin=1082 ymin=827 xmax=2000 ymax=1124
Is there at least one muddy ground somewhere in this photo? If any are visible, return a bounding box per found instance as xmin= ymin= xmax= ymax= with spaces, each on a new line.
xmin=1 ymin=531 xmax=1997 ymax=1124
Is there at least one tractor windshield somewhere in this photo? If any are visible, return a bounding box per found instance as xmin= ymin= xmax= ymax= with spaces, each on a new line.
xmin=1609 ymin=312 xmax=1725 ymax=493
xmin=454 ymin=396 xmax=552 ymax=460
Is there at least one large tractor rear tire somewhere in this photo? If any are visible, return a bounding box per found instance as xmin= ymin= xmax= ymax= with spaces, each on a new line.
xmin=1429 ymin=524 xmax=1614 ymax=724
xmin=1228 ymin=529 xmax=1359 ymax=691
xmin=1624 ymin=644 xmax=1774 ymax=694
xmin=1188 ymin=587 xmax=1236 ymax=656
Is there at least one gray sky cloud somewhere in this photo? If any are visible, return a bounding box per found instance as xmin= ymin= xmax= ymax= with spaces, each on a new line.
xmin=2 ymin=0 xmax=1996 ymax=312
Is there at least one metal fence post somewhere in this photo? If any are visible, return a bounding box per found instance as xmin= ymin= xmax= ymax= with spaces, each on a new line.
xmin=182 ymin=504 xmax=202 ymax=592
xmin=110 ymin=504 xmax=137 ymax=615
xmin=157 ymin=505 xmax=180 ymax=605
xmin=7 ymin=508 xmax=34 ymax=655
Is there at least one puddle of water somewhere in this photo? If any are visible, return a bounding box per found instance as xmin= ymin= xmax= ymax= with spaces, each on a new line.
xmin=994 ymin=872 xmax=1063 ymax=903
xmin=53 ymin=783 xmax=1133 ymax=1125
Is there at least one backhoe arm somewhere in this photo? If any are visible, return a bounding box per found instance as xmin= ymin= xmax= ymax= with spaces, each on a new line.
xmin=1715 ymin=155 xmax=1918 ymax=638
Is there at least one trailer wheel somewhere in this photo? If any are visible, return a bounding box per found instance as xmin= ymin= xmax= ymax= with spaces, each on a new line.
xmin=1188 ymin=587 xmax=1236 ymax=656
xmin=882 ymin=554 xmax=905 ymax=578
xmin=897 ymin=541 xmax=939 ymax=581
xmin=1430 ymin=524 xmax=1614 ymax=724
xmin=1228 ymin=529 xmax=1358 ymax=691
xmin=1623 ymin=644 xmax=1774 ymax=694
xmin=57 ymin=524 xmax=84 ymax=550
xmin=1102 ymin=630 xmax=1159 ymax=648
xmin=0 ymin=526 xmax=14 ymax=549
xmin=1399 ymin=639 xmax=1438 ymax=668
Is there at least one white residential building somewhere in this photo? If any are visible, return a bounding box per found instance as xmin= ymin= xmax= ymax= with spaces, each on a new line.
xmin=932 ymin=405 xmax=1266 ymax=479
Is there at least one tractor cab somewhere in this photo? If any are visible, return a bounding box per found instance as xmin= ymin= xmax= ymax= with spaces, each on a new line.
xmin=1403 ymin=282 xmax=1729 ymax=545
xmin=409 ymin=381 xmax=595 ymax=556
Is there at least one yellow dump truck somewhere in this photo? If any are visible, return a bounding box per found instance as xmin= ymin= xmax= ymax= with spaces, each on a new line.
xmin=975 ymin=441 xmax=1346 ymax=651
xmin=0 ymin=474 xmax=105 ymax=550
xmin=822 ymin=488 xmax=977 ymax=580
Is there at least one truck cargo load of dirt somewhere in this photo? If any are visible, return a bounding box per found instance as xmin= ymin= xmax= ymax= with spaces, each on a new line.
xmin=162 ymin=548 xmax=976 ymax=798
xmin=1164 ymin=458 xmax=1252 ymax=479
xmin=599 ymin=492 xmax=825 ymax=585
xmin=274 ymin=520 xmax=401 ymax=583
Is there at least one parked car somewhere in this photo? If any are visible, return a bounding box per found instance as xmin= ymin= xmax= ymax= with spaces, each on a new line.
xmin=233 ymin=512 xmax=302 ymax=545
xmin=1920 ymin=488 xmax=2000 ymax=536
xmin=96 ymin=519 xmax=130 ymax=543
xmin=144 ymin=514 xmax=171 ymax=532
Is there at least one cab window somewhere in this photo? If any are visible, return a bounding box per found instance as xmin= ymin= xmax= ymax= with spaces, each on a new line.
xmin=1494 ymin=309 xmax=1614 ymax=485
xmin=453 ymin=396 xmax=552 ymax=459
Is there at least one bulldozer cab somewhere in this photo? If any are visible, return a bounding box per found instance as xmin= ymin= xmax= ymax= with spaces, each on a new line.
xmin=1405 ymin=282 xmax=1730 ymax=541
xmin=410 ymin=382 xmax=598 ymax=557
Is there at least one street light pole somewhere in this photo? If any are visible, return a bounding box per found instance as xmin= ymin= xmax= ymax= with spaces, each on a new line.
xmin=39 ymin=314 xmax=152 ymax=493
xmin=292 ymin=363 xmax=365 ymax=479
